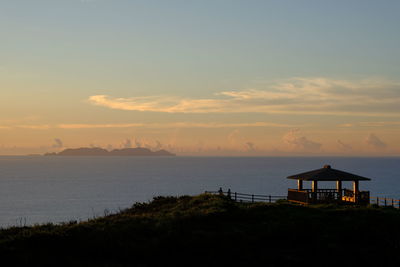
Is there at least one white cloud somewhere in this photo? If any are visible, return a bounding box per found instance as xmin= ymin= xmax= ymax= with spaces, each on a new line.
xmin=88 ymin=77 xmax=400 ymax=116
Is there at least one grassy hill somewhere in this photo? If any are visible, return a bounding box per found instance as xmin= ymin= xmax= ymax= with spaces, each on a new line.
xmin=1 ymin=194 xmax=400 ymax=266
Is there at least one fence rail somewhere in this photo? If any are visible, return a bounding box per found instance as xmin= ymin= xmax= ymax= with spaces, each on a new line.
xmin=370 ymin=197 xmax=400 ymax=208
xmin=206 ymin=189 xmax=400 ymax=207
xmin=205 ymin=190 xmax=287 ymax=203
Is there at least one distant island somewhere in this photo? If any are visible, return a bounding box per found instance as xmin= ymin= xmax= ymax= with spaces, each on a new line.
xmin=44 ymin=147 xmax=175 ymax=156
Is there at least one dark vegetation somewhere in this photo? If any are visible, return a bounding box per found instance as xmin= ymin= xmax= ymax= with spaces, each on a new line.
xmin=1 ymin=194 xmax=400 ymax=266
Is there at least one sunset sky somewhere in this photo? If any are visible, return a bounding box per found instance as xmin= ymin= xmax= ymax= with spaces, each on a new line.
xmin=1 ymin=0 xmax=400 ymax=156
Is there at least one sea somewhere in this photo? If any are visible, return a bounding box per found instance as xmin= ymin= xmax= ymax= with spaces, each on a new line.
xmin=0 ymin=156 xmax=398 ymax=227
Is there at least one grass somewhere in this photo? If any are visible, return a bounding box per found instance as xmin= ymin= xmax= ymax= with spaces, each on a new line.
xmin=0 ymin=194 xmax=400 ymax=266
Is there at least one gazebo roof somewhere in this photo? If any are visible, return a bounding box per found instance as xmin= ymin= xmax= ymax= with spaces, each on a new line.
xmin=287 ymin=165 xmax=371 ymax=181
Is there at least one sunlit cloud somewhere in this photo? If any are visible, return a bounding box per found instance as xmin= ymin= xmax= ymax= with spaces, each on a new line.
xmin=338 ymin=123 xmax=354 ymax=128
xmin=283 ymin=129 xmax=322 ymax=151
xmin=58 ymin=123 xmax=144 ymax=129
xmin=154 ymin=140 xmax=163 ymax=150
xmin=16 ymin=125 xmax=51 ymax=130
xmin=58 ymin=122 xmax=291 ymax=129
xmin=88 ymin=77 xmax=400 ymax=116
xmin=338 ymin=121 xmax=400 ymax=128
xmin=245 ymin=141 xmax=256 ymax=151
xmin=358 ymin=121 xmax=400 ymax=127
xmin=52 ymin=138 xmax=63 ymax=148
xmin=337 ymin=140 xmax=352 ymax=151
xmin=365 ymin=133 xmax=387 ymax=149
xmin=227 ymin=129 xmax=240 ymax=144
xmin=134 ymin=138 xmax=142 ymax=148
xmin=0 ymin=122 xmax=292 ymax=131
xmin=115 ymin=138 xmax=165 ymax=150
xmin=121 ymin=139 xmax=131 ymax=148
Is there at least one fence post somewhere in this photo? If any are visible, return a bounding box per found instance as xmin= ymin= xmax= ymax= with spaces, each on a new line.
xmin=252 ymin=194 xmax=254 ymax=203
xmin=234 ymin=192 xmax=237 ymax=201
xmin=376 ymin=197 xmax=379 ymax=206
xmin=269 ymin=195 xmax=272 ymax=203
xmin=385 ymin=198 xmax=387 ymax=206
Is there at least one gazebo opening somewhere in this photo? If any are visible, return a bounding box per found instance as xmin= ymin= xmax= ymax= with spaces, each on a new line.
xmin=287 ymin=165 xmax=371 ymax=205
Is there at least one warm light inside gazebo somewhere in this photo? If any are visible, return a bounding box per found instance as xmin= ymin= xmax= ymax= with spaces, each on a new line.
xmin=287 ymin=165 xmax=371 ymax=205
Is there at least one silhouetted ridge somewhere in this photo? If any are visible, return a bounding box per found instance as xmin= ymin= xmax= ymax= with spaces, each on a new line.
xmin=109 ymin=147 xmax=153 ymax=156
xmin=54 ymin=147 xmax=109 ymax=156
xmin=1 ymin=194 xmax=400 ymax=266
xmin=44 ymin=147 xmax=175 ymax=156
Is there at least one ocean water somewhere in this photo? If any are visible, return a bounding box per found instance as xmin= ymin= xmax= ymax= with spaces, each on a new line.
xmin=0 ymin=156 xmax=399 ymax=227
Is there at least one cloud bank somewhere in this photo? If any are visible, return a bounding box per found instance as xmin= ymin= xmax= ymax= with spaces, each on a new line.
xmin=88 ymin=77 xmax=400 ymax=116
xmin=58 ymin=122 xmax=290 ymax=129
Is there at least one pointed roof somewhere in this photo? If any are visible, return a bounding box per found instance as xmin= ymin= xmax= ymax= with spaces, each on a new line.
xmin=287 ymin=165 xmax=371 ymax=181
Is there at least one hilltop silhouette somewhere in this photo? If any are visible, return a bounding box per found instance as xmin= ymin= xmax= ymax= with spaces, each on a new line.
xmin=44 ymin=147 xmax=175 ymax=156
xmin=1 ymin=194 xmax=400 ymax=266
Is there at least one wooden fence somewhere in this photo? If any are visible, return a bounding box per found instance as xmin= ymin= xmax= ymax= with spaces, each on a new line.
xmin=206 ymin=189 xmax=400 ymax=208
xmin=205 ymin=190 xmax=287 ymax=203
xmin=370 ymin=197 xmax=400 ymax=208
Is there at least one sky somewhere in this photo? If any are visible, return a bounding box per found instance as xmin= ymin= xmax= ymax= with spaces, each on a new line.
xmin=1 ymin=0 xmax=400 ymax=156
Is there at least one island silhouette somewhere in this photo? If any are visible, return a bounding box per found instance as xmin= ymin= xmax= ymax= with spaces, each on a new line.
xmin=44 ymin=147 xmax=175 ymax=156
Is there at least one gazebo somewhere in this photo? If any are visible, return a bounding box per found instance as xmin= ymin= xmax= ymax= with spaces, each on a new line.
xmin=287 ymin=165 xmax=371 ymax=205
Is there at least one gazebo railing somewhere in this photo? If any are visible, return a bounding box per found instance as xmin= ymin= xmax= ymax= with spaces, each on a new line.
xmin=288 ymin=188 xmax=370 ymax=204
xmin=297 ymin=189 xmax=339 ymax=193
xmin=288 ymin=188 xmax=342 ymax=203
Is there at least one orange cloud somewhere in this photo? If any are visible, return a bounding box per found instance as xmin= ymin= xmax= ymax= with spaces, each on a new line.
xmin=88 ymin=78 xmax=400 ymax=116
xmin=58 ymin=122 xmax=291 ymax=129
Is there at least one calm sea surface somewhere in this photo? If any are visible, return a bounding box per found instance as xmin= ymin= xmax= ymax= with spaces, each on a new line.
xmin=0 ymin=156 xmax=399 ymax=227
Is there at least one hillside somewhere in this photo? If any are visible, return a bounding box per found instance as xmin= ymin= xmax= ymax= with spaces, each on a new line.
xmin=0 ymin=194 xmax=400 ymax=266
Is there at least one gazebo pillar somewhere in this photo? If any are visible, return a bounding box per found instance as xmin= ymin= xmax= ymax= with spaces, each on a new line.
xmin=297 ymin=180 xmax=303 ymax=191
xmin=336 ymin=180 xmax=342 ymax=199
xmin=311 ymin=181 xmax=318 ymax=202
xmin=312 ymin=181 xmax=318 ymax=192
xmin=353 ymin=180 xmax=359 ymax=203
